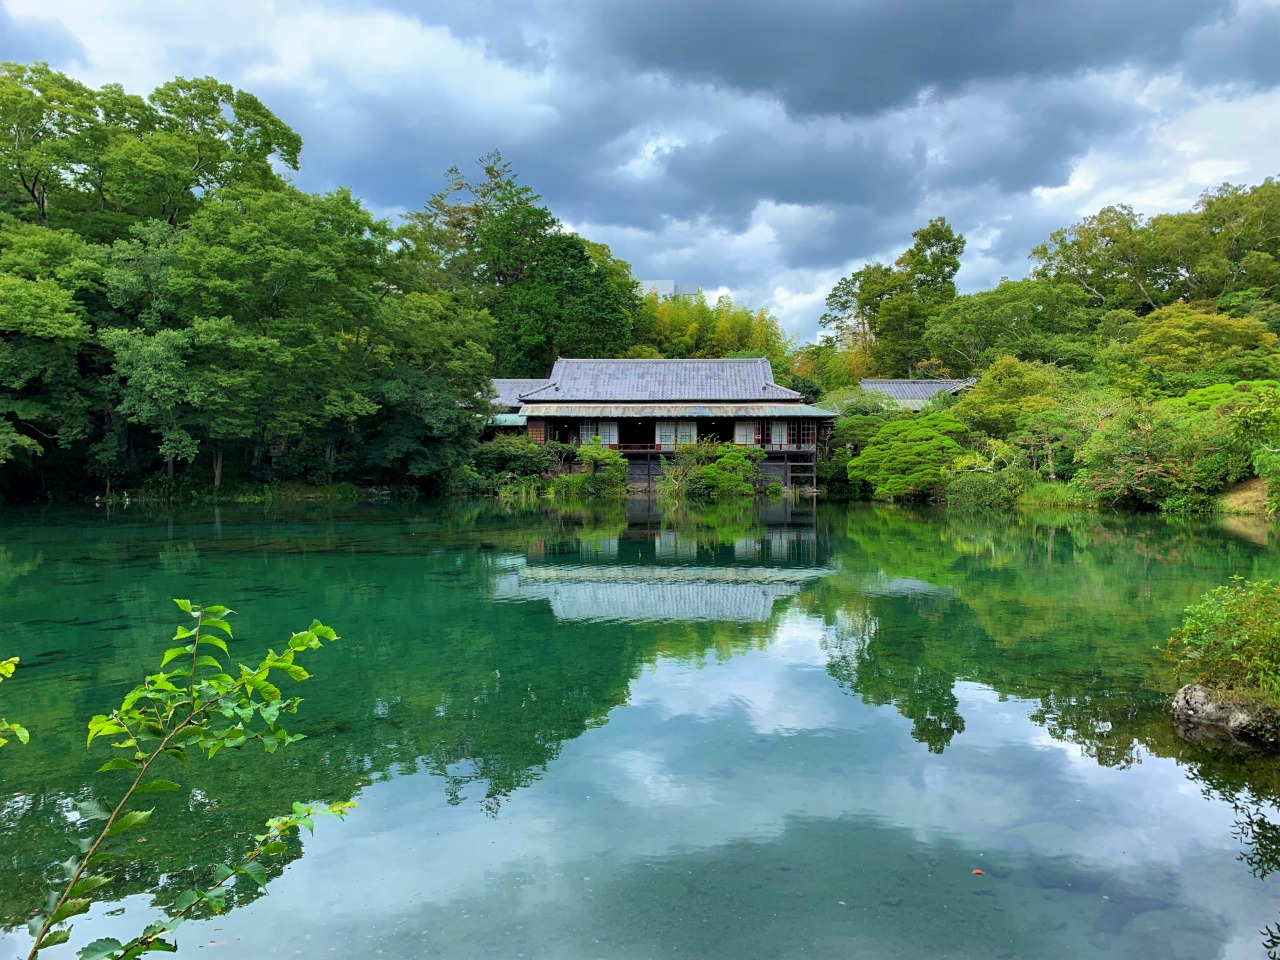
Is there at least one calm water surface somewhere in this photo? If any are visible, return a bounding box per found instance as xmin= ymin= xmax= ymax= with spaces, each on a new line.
xmin=3 ymin=501 xmax=1280 ymax=959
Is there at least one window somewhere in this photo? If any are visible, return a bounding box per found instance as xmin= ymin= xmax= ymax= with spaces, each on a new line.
xmin=528 ymin=419 xmax=546 ymax=444
xmin=676 ymin=421 xmax=697 ymax=444
xmin=656 ymin=421 xmax=676 ymax=448
xmin=770 ymin=421 xmax=788 ymax=445
xmin=597 ymin=421 xmax=618 ymax=445
xmin=734 ymin=421 xmax=758 ymax=445
xmin=799 ymin=421 xmax=817 ymax=445
xmin=580 ymin=419 xmax=597 ymax=443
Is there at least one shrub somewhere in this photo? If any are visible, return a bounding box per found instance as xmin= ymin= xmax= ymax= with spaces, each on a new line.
xmin=550 ymin=439 xmax=628 ymax=499
xmin=473 ymin=435 xmax=562 ymax=478
xmin=1017 ymin=480 xmax=1099 ymax=509
xmin=1167 ymin=578 xmax=1280 ymax=702
xmin=945 ymin=470 xmax=1022 ymax=512
xmin=658 ymin=442 xmax=765 ymax=502
xmin=1159 ymin=491 xmax=1220 ymax=517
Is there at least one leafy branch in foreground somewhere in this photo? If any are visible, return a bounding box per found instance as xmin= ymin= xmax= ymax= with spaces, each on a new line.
xmin=23 ymin=600 xmax=349 ymax=960
xmin=0 ymin=655 xmax=29 ymax=747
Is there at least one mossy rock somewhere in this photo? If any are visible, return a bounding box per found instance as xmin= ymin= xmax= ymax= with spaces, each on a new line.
xmin=1170 ymin=684 xmax=1280 ymax=752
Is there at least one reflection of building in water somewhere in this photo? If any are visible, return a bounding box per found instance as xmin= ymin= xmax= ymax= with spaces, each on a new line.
xmin=493 ymin=563 xmax=833 ymax=623
xmin=493 ymin=522 xmax=834 ymax=624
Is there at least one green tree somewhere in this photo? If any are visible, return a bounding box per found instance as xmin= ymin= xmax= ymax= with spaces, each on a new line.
xmin=361 ymin=290 xmax=494 ymax=488
xmin=951 ymin=356 xmax=1065 ymax=437
xmin=924 ymin=278 xmax=1096 ymax=373
xmin=1100 ymin=303 xmax=1279 ymax=398
xmin=847 ymin=413 xmax=968 ymax=500
xmin=98 ymin=327 xmax=201 ymax=477
xmin=403 ymin=154 xmax=639 ymax=377
xmin=0 ymin=272 xmax=91 ymax=464
xmin=822 ymin=217 xmax=966 ymax=377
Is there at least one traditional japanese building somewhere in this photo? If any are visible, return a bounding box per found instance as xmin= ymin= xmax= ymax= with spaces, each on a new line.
xmin=494 ymin=358 xmax=834 ymax=487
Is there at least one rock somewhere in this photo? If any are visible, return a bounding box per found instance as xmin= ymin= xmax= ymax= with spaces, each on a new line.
xmin=1170 ymin=684 xmax=1280 ymax=752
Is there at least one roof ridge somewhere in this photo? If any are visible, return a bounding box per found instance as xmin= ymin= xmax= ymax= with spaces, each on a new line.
xmin=556 ymin=357 xmax=768 ymax=363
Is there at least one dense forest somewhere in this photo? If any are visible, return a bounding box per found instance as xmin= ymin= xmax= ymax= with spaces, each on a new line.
xmin=1 ymin=61 xmax=1278 ymax=512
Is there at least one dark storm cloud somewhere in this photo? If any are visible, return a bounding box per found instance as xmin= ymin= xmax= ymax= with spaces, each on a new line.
xmin=243 ymin=0 xmax=1272 ymax=247
xmin=573 ymin=0 xmax=1238 ymax=118
xmin=1184 ymin=2 xmax=1280 ymax=88
xmin=927 ymin=78 xmax=1147 ymax=195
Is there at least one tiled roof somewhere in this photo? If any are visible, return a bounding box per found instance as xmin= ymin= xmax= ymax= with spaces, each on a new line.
xmin=492 ymin=378 xmax=552 ymax=409
xmin=859 ymin=378 xmax=976 ymax=401
xmin=520 ymin=358 xmax=802 ymax=403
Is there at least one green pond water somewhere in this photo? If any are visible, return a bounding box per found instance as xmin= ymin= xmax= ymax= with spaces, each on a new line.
xmin=3 ymin=500 xmax=1280 ymax=959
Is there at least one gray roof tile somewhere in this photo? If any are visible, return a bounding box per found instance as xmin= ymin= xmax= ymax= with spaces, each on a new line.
xmin=860 ymin=378 xmax=976 ymax=401
xmin=521 ymin=358 xmax=801 ymax=403
xmin=492 ymin=378 xmax=552 ymax=409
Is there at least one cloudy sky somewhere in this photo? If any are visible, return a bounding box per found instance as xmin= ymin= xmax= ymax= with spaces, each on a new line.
xmin=4 ymin=0 xmax=1280 ymax=342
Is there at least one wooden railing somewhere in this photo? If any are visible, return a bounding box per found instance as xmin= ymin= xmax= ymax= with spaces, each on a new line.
xmin=585 ymin=442 xmax=817 ymax=453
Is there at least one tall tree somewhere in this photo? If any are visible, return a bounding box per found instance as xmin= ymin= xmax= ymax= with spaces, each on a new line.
xmin=402 ymin=154 xmax=639 ymax=377
xmin=822 ymin=217 xmax=966 ymax=377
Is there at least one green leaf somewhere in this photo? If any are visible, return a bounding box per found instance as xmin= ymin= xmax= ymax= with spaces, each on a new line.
xmin=159 ymin=646 xmax=192 ymax=667
xmin=50 ymin=897 xmax=91 ymax=924
xmin=202 ymin=618 xmax=233 ymax=637
xmin=79 ymin=938 xmax=124 ymax=960
xmin=69 ymin=875 xmax=110 ymax=897
xmin=238 ymin=859 xmax=268 ymax=890
xmin=97 ymin=757 xmax=139 ymax=772
xmin=107 ymin=809 xmax=152 ymax=836
xmin=173 ymin=599 xmax=192 ymax=614
xmin=134 ymin=779 xmax=181 ymax=794
xmin=172 ymin=626 xmax=193 ymax=640
xmin=74 ymin=798 xmax=111 ymax=822
xmin=37 ymin=929 xmax=71 ymax=949
xmin=200 ymin=635 xmax=228 ymax=654
xmin=211 ymin=863 xmax=235 ymax=884
xmin=195 ymin=655 xmax=223 ymax=669
xmin=309 ymin=622 xmax=338 ymax=641
xmin=171 ymin=889 xmax=200 ymax=912
xmin=202 ymin=605 xmax=232 ymax=618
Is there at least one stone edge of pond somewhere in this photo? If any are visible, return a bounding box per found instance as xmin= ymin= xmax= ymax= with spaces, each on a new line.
xmin=1171 ymin=684 xmax=1280 ymax=753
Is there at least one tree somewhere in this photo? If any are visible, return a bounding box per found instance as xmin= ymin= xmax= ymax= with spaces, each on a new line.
xmin=488 ymin=230 xmax=635 ymax=376
xmin=847 ymin=413 xmax=968 ymax=500
xmin=924 ymin=278 xmax=1096 ymax=374
xmin=0 ymin=272 xmax=91 ymax=464
xmin=951 ymin=356 xmax=1064 ymax=437
xmin=0 ymin=62 xmax=97 ymax=224
xmin=0 ymin=63 xmax=301 ymax=236
xmin=98 ymin=327 xmax=201 ymax=477
xmin=821 ymin=217 xmax=966 ymax=377
xmin=361 ymin=290 xmax=494 ymax=488
xmin=1100 ymin=303 xmax=1279 ymax=398
xmin=168 ymin=185 xmax=394 ymax=480
xmin=402 ymin=155 xmax=640 ymax=377
xmin=1031 ymin=204 xmax=1173 ymax=312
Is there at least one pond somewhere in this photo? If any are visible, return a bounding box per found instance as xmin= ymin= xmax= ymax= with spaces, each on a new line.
xmin=2 ymin=500 xmax=1280 ymax=959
